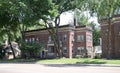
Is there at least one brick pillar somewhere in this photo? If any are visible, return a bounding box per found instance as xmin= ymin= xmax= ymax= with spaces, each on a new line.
xmin=68 ymin=31 xmax=74 ymax=59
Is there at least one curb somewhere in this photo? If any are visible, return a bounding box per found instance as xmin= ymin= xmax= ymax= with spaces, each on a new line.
xmin=36 ymin=63 xmax=120 ymax=67
xmin=0 ymin=62 xmax=120 ymax=67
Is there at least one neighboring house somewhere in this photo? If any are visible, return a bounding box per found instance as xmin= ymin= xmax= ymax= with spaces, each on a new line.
xmin=2 ymin=42 xmax=21 ymax=59
xmin=101 ymin=14 xmax=120 ymax=58
xmin=24 ymin=24 xmax=93 ymax=58
xmin=93 ymin=46 xmax=102 ymax=58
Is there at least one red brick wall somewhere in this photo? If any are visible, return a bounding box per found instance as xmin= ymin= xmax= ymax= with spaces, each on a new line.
xmin=101 ymin=21 xmax=120 ymax=58
xmin=24 ymin=25 xmax=93 ymax=58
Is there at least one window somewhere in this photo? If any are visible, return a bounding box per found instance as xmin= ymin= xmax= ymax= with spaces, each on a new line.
xmin=32 ymin=37 xmax=35 ymax=42
xmin=77 ymin=47 xmax=84 ymax=55
xmin=105 ymin=29 xmax=108 ymax=36
xmin=29 ymin=38 xmax=32 ymax=42
xmin=87 ymin=47 xmax=92 ymax=55
xmin=25 ymin=39 xmax=28 ymax=42
xmin=48 ymin=46 xmax=55 ymax=53
xmin=87 ymin=35 xmax=92 ymax=42
xmin=119 ymin=31 xmax=120 ymax=35
xmin=77 ymin=35 xmax=84 ymax=42
xmin=63 ymin=34 xmax=67 ymax=41
xmin=72 ymin=47 xmax=74 ymax=54
xmin=48 ymin=36 xmax=51 ymax=42
xmin=48 ymin=48 xmax=51 ymax=53
xmin=36 ymin=37 xmax=39 ymax=41
xmin=63 ymin=47 xmax=67 ymax=53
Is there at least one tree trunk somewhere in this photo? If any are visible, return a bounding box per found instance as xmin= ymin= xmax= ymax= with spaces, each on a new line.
xmin=107 ymin=16 xmax=112 ymax=59
xmin=55 ymin=16 xmax=62 ymax=58
xmin=7 ymin=32 xmax=16 ymax=59
xmin=107 ymin=2 xmax=112 ymax=59
xmin=21 ymin=24 xmax=26 ymax=42
xmin=45 ymin=16 xmax=62 ymax=58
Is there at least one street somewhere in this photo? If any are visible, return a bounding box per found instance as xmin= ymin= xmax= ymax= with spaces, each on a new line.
xmin=0 ymin=64 xmax=120 ymax=73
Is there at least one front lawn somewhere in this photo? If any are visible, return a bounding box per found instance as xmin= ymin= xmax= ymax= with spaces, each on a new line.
xmin=0 ymin=58 xmax=120 ymax=64
xmin=37 ymin=58 xmax=120 ymax=64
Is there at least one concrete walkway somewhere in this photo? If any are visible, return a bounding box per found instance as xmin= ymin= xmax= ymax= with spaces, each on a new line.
xmin=1 ymin=62 xmax=120 ymax=67
xmin=0 ymin=63 xmax=120 ymax=73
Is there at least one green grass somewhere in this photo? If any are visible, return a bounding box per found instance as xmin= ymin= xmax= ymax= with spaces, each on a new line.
xmin=0 ymin=58 xmax=120 ymax=64
xmin=37 ymin=58 xmax=120 ymax=64
xmin=0 ymin=58 xmax=38 ymax=63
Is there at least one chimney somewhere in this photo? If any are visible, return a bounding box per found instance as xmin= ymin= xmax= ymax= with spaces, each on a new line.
xmin=74 ymin=18 xmax=77 ymax=27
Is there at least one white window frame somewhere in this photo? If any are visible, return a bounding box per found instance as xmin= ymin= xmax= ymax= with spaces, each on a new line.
xmin=25 ymin=39 xmax=28 ymax=42
xmin=32 ymin=37 xmax=35 ymax=42
xmin=29 ymin=38 xmax=32 ymax=42
xmin=63 ymin=47 xmax=67 ymax=53
xmin=87 ymin=35 xmax=92 ymax=42
xmin=63 ymin=34 xmax=67 ymax=41
xmin=77 ymin=47 xmax=84 ymax=55
xmin=48 ymin=36 xmax=51 ymax=42
xmin=87 ymin=47 xmax=92 ymax=55
xmin=77 ymin=35 xmax=84 ymax=42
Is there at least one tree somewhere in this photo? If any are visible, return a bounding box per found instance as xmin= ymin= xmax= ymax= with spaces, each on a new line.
xmin=41 ymin=0 xmax=75 ymax=58
xmin=89 ymin=0 xmax=120 ymax=59
xmin=53 ymin=0 xmax=75 ymax=58
xmin=74 ymin=9 xmax=90 ymax=25
xmin=20 ymin=41 xmax=44 ymax=58
xmin=0 ymin=0 xmax=21 ymax=58
xmin=0 ymin=0 xmax=58 ymax=59
xmin=73 ymin=0 xmax=120 ymax=59
xmin=90 ymin=22 xmax=100 ymax=46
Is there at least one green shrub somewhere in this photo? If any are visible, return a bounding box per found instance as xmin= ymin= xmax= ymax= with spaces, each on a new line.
xmin=20 ymin=42 xmax=44 ymax=58
xmin=94 ymin=53 xmax=102 ymax=59
xmin=0 ymin=45 xmax=5 ymax=59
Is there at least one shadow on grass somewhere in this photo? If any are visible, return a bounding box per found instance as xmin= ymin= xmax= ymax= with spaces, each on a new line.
xmin=41 ymin=59 xmax=107 ymax=67
xmin=76 ymin=60 xmax=106 ymax=64
xmin=0 ymin=58 xmax=40 ymax=64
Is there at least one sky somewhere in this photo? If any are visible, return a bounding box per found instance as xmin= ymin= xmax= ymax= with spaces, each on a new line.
xmin=60 ymin=11 xmax=100 ymax=26
xmin=60 ymin=12 xmax=74 ymax=25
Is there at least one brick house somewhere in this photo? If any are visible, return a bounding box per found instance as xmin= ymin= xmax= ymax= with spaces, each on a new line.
xmin=101 ymin=15 xmax=120 ymax=58
xmin=24 ymin=24 xmax=93 ymax=58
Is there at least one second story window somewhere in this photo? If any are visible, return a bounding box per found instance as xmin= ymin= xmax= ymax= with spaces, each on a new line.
xmin=77 ymin=35 xmax=84 ymax=42
xmin=63 ymin=34 xmax=67 ymax=41
xmin=87 ymin=35 xmax=92 ymax=42
xmin=48 ymin=36 xmax=51 ymax=42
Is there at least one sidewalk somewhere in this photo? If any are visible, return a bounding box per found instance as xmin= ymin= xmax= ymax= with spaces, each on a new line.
xmin=0 ymin=62 xmax=120 ymax=67
xmin=36 ymin=62 xmax=120 ymax=67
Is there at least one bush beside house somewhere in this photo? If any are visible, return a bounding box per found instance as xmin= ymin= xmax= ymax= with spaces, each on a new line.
xmin=20 ymin=42 xmax=44 ymax=59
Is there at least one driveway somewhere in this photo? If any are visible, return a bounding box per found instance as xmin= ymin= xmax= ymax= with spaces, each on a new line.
xmin=0 ymin=63 xmax=120 ymax=73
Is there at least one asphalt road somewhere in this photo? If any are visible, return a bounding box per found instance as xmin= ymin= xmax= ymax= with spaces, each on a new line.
xmin=0 ymin=64 xmax=120 ymax=73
